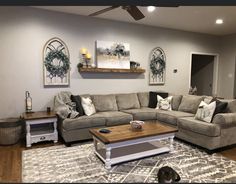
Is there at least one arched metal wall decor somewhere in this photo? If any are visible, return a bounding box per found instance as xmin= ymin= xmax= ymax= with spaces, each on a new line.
xmin=43 ymin=37 xmax=70 ymax=87
xmin=149 ymin=47 xmax=166 ymax=85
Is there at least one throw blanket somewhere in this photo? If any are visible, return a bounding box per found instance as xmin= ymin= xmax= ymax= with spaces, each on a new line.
xmin=54 ymin=91 xmax=79 ymax=119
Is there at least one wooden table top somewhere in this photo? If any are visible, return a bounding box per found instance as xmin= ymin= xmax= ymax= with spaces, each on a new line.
xmin=22 ymin=111 xmax=56 ymax=120
xmin=89 ymin=121 xmax=178 ymax=144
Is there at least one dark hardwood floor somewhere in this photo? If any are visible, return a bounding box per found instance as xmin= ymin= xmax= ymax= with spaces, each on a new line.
xmin=0 ymin=137 xmax=236 ymax=183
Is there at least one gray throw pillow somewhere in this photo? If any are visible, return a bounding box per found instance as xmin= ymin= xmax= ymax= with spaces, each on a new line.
xmin=178 ymin=95 xmax=204 ymax=114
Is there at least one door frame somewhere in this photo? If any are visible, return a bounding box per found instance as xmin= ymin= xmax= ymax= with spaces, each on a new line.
xmin=189 ymin=52 xmax=219 ymax=96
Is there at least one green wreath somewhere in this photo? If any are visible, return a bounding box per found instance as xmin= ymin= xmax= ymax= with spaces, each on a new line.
xmin=150 ymin=56 xmax=165 ymax=76
xmin=44 ymin=50 xmax=70 ymax=79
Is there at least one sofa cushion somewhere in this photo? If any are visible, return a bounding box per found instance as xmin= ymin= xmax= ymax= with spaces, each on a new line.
xmin=96 ymin=111 xmax=133 ymax=126
xmin=156 ymin=110 xmax=194 ymax=126
xmin=178 ymin=95 xmax=203 ymax=114
xmin=137 ymin=92 xmax=149 ymax=107
xmin=116 ymin=93 xmax=140 ymax=110
xmin=121 ymin=107 xmax=157 ymax=120
xmin=178 ymin=117 xmax=220 ymax=137
xmin=91 ymin=94 xmax=118 ymax=112
xmin=171 ymin=95 xmax=183 ymax=111
xmin=148 ymin=91 xmax=169 ymax=108
xmin=62 ymin=114 xmax=106 ymax=130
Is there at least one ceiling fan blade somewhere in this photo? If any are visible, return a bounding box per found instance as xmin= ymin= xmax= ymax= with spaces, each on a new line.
xmin=89 ymin=6 xmax=120 ymax=16
xmin=125 ymin=6 xmax=145 ymax=21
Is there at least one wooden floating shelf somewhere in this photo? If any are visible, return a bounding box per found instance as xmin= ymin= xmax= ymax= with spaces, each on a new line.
xmin=79 ymin=67 xmax=146 ymax=73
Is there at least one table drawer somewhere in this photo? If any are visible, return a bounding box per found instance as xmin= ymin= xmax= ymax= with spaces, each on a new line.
xmin=31 ymin=133 xmax=57 ymax=144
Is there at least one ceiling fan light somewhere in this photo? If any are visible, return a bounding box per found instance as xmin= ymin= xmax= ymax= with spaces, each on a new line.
xmin=147 ymin=6 xmax=156 ymax=12
xmin=216 ymin=19 xmax=223 ymax=24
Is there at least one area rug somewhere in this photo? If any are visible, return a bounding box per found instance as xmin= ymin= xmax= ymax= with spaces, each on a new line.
xmin=22 ymin=140 xmax=236 ymax=183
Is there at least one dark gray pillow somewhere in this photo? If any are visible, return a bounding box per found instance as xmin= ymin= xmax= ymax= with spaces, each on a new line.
xmin=71 ymin=95 xmax=84 ymax=116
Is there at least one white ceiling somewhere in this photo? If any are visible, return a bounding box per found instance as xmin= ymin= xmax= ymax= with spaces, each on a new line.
xmin=33 ymin=6 xmax=236 ymax=35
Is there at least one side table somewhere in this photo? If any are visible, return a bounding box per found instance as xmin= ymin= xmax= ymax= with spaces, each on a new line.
xmin=22 ymin=111 xmax=58 ymax=147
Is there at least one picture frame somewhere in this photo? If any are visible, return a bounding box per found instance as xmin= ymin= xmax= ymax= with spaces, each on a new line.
xmin=96 ymin=40 xmax=130 ymax=69
xmin=149 ymin=47 xmax=166 ymax=85
xmin=43 ymin=37 xmax=70 ymax=87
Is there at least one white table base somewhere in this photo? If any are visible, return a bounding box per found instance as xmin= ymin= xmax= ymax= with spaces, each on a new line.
xmin=93 ymin=133 xmax=175 ymax=169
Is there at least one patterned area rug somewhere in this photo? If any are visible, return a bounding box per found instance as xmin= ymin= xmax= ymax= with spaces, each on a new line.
xmin=22 ymin=140 xmax=236 ymax=183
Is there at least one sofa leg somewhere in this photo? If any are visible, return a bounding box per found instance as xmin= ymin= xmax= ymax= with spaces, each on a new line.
xmin=65 ymin=142 xmax=72 ymax=147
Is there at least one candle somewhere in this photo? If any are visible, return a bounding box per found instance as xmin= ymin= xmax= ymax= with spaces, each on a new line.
xmin=80 ymin=48 xmax=87 ymax=55
xmin=86 ymin=53 xmax=91 ymax=59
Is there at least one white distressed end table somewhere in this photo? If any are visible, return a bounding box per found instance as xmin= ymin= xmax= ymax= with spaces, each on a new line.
xmin=89 ymin=121 xmax=178 ymax=169
xmin=22 ymin=111 xmax=58 ymax=147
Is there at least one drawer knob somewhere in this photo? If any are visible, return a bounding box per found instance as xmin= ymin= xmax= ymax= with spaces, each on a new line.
xmin=40 ymin=136 xmax=45 ymax=140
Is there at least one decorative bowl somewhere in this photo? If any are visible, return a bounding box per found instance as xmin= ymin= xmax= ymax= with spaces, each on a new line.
xmin=130 ymin=120 xmax=144 ymax=130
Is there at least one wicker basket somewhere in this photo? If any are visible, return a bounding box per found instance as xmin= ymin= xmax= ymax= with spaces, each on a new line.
xmin=0 ymin=118 xmax=23 ymax=145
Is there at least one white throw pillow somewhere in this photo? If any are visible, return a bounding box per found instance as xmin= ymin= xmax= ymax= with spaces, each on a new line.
xmin=156 ymin=95 xmax=173 ymax=111
xmin=195 ymin=101 xmax=216 ymax=123
xmin=81 ymin=97 xmax=96 ymax=116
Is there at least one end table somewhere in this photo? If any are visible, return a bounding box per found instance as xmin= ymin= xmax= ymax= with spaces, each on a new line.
xmin=22 ymin=111 xmax=58 ymax=147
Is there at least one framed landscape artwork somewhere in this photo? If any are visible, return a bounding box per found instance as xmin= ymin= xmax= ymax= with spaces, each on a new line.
xmin=149 ymin=47 xmax=166 ymax=85
xmin=96 ymin=40 xmax=130 ymax=69
xmin=43 ymin=37 xmax=70 ymax=87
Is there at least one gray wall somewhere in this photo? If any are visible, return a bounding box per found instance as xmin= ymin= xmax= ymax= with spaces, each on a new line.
xmin=0 ymin=7 xmax=220 ymax=118
xmin=218 ymin=34 xmax=236 ymax=98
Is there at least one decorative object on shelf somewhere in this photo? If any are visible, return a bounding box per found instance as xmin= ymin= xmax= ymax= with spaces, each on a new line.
xmin=130 ymin=61 xmax=140 ymax=69
xmin=130 ymin=120 xmax=144 ymax=131
xmin=80 ymin=48 xmax=92 ymax=68
xmin=43 ymin=37 xmax=70 ymax=87
xmin=149 ymin=47 xmax=166 ymax=85
xmin=96 ymin=40 xmax=130 ymax=69
xmin=25 ymin=91 xmax=33 ymax=113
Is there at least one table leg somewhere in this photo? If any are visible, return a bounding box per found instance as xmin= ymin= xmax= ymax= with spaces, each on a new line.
xmin=94 ymin=138 xmax=98 ymax=151
xmin=105 ymin=147 xmax=112 ymax=169
xmin=26 ymin=122 xmax=31 ymax=147
xmin=53 ymin=121 xmax=58 ymax=143
xmin=169 ymin=136 xmax=174 ymax=152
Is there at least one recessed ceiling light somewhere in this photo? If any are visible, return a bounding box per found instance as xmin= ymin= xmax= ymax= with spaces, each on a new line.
xmin=147 ymin=6 xmax=156 ymax=12
xmin=216 ymin=19 xmax=223 ymax=24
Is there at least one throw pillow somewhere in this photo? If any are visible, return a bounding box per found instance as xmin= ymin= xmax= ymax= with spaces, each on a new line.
xmin=156 ymin=95 xmax=173 ymax=110
xmin=71 ymin=95 xmax=85 ymax=116
xmin=81 ymin=97 xmax=96 ymax=116
xmin=148 ymin=91 xmax=168 ymax=108
xmin=195 ymin=101 xmax=216 ymax=123
xmin=210 ymin=98 xmax=228 ymax=119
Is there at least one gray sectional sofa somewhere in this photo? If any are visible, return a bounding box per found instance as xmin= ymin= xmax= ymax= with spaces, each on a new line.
xmin=54 ymin=91 xmax=236 ymax=151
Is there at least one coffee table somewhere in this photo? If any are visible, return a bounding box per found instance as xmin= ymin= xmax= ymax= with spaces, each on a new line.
xmin=89 ymin=121 xmax=178 ymax=169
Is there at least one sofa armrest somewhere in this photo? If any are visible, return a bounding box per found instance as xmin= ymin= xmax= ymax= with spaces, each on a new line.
xmin=212 ymin=113 xmax=236 ymax=128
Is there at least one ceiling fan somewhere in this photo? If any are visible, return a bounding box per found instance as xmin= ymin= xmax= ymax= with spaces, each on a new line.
xmin=89 ymin=6 xmax=145 ymax=21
